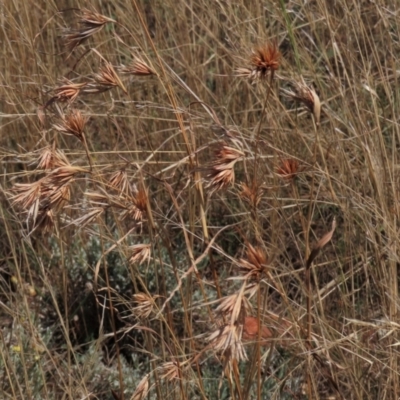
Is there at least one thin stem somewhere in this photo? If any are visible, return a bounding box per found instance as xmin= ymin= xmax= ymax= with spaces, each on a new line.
xmin=81 ymin=132 xmax=93 ymax=171
xmin=252 ymin=76 xmax=273 ymax=190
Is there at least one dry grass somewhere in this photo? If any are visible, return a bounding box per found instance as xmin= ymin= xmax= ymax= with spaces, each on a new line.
xmin=1 ymin=1 xmax=400 ymax=399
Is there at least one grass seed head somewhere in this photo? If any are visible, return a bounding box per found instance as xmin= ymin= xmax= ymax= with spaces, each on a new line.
xmin=207 ymin=323 xmax=247 ymax=361
xmin=44 ymin=184 xmax=71 ymax=211
xmin=283 ymin=81 xmax=321 ymax=125
xmin=53 ymin=109 xmax=88 ymax=141
xmin=79 ymin=8 xmax=116 ymax=27
xmin=239 ymin=244 xmax=268 ymax=280
xmin=85 ymin=191 xmax=109 ymax=206
xmin=120 ymin=186 xmax=148 ymax=221
xmin=240 ymin=183 xmax=263 ymax=207
xmin=10 ymin=152 xmax=82 ymax=229
xmin=251 ymin=42 xmax=280 ymax=72
xmin=128 ymin=244 xmax=151 ymax=265
xmin=130 ymin=374 xmax=150 ymax=400
xmin=38 ymin=165 xmax=86 ymax=212
xmin=276 ymin=158 xmax=301 ymax=180
xmin=207 ymin=167 xmax=235 ymax=191
xmin=64 ymin=8 xmax=115 ymax=52
xmin=157 ymin=361 xmax=185 ymax=382
xmin=94 ymin=60 xmax=127 ymax=93
xmin=39 ymin=181 xmax=70 ymax=211
xmin=206 ymin=144 xmax=244 ymax=191
xmin=36 ymin=148 xmax=70 ymax=170
xmin=45 ymin=165 xmax=86 ymax=187
xmin=51 ymin=80 xmax=87 ymax=105
xmin=36 ymin=147 xmax=57 ymax=170
xmin=35 ymin=209 xmax=55 ymax=233
xmin=215 ymin=145 xmax=245 ymax=162
xmin=69 ymin=207 xmax=104 ymax=229
xmin=132 ymin=292 xmax=159 ymax=319
xmin=134 ymin=187 xmax=148 ymax=213
xmin=11 ymin=181 xmax=43 ymax=221
xmin=119 ymin=55 xmax=155 ymax=76
xmin=216 ymin=293 xmax=252 ymax=322
xmin=109 ymin=169 xmax=129 ymax=193
xmin=238 ymin=41 xmax=281 ymax=83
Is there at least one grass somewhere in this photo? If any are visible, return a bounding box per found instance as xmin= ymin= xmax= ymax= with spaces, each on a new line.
xmin=1 ymin=0 xmax=400 ymax=399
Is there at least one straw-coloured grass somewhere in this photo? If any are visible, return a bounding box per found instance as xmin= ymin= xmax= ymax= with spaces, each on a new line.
xmin=1 ymin=1 xmax=400 ymax=399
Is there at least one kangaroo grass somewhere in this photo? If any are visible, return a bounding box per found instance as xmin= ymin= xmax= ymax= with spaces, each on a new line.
xmin=1 ymin=0 xmax=400 ymax=399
